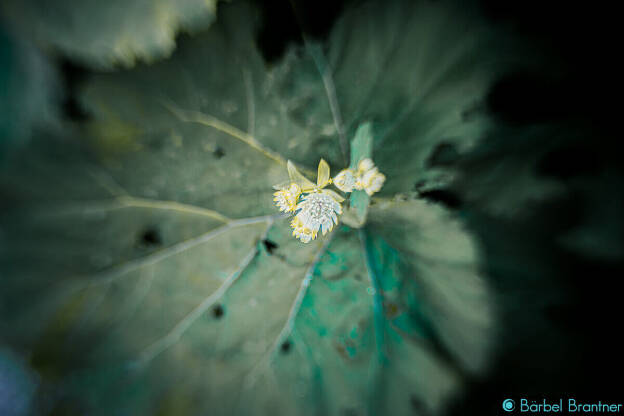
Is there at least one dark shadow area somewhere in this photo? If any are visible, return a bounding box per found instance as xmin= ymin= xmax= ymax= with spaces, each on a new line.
xmin=253 ymin=0 xmax=348 ymax=64
xmin=447 ymin=0 xmax=623 ymax=414
xmin=57 ymin=58 xmax=91 ymax=122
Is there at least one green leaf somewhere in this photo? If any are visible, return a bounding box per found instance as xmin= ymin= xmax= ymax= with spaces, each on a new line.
xmin=368 ymin=200 xmax=494 ymax=373
xmin=321 ymin=1 xmax=519 ymax=195
xmin=349 ymin=122 xmax=373 ymax=169
xmin=347 ymin=123 xmax=374 ymax=225
xmin=1 ymin=0 xmax=513 ymax=414
xmin=350 ymin=190 xmax=370 ymax=225
xmin=0 ymin=0 xmax=221 ymax=68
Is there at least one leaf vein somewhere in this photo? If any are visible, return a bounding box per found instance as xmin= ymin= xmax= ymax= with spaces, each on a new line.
xmin=242 ymin=233 xmax=334 ymax=389
xmin=134 ymin=219 xmax=274 ymax=366
xmin=83 ymin=214 xmax=278 ymax=284
xmin=161 ymin=100 xmax=315 ymax=177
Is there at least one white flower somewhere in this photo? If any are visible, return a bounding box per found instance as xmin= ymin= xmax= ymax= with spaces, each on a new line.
xmin=357 ymin=163 xmax=386 ymax=196
xmin=291 ymin=216 xmax=316 ymax=243
xmin=333 ymin=168 xmax=356 ymax=193
xmin=273 ymin=183 xmax=301 ymax=213
xmin=294 ymin=191 xmax=342 ymax=240
xmin=333 ymin=158 xmax=386 ymax=196
xmin=357 ymin=158 xmax=375 ymax=173
xmin=366 ymin=171 xmax=385 ymax=195
xmin=273 ymin=159 xmax=345 ymax=243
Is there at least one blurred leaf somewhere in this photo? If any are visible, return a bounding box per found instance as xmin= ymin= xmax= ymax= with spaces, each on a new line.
xmin=557 ymin=169 xmax=624 ymax=260
xmin=368 ymin=200 xmax=494 ymax=373
xmin=453 ymin=124 xmax=567 ymax=218
xmin=0 ymin=27 xmax=58 ymax=157
xmin=0 ymin=0 xmax=222 ymax=68
xmin=0 ymin=0 xmax=513 ymax=414
xmin=0 ymin=348 xmax=38 ymax=416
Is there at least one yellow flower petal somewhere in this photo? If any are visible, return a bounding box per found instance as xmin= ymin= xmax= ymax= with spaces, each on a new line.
xmin=273 ymin=183 xmax=301 ymax=212
xmin=287 ymin=160 xmax=316 ymax=191
xmin=291 ymin=216 xmax=317 ymax=243
xmin=317 ymin=158 xmax=331 ymax=188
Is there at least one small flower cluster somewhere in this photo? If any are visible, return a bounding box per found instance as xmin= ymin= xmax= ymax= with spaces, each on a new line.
xmin=332 ymin=158 xmax=386 ymax=195
xmin=274 ymin=158 xmax=385 ymax=243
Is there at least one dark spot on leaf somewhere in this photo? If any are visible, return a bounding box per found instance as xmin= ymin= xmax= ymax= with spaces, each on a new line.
xmin=59 ymin=58 xmax=91 ymax=121
xmin=384 ymin=302 xmax=400 ymax=318
xmin=212 ymin=304 xmax=224 ymax=319
xmin=418 ymin=189 xmax=462 ymax=209
xmin=139 ymin=227 xmax=162 ymax=247
xmin=213 ymin=147 xmax=226 ymax=159
xmin=413 ymin=180 xmax=427 ymax=192
xmin=263 ymin=239 xmax=279 ymax=254
xmin=280 ymin=340 xmax=292 ymax=354
xmin=426 ymin=142 xmax=460 ymax=167
xmin=343 ymin=408 xmax=359 ymax=416
xmin=334 ymin=341 xmax=350 ymax=360
xmin=410 ymin=395 xmax=428 ymax=414
xmin=536 ymin=146 xmax=601 ymax=180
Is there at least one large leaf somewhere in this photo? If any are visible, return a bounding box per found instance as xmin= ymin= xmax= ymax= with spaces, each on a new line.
xmin=1 ymin=1 xmax=511 ymax=414
xmin=0 ymin=0 xmax=221 ymax=68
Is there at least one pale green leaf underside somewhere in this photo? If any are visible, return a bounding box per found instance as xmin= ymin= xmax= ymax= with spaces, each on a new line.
xmin=1 ymin=0 xmax=221 ymax=68
xmin=0 ymin=0 xmax=507 ymax=414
